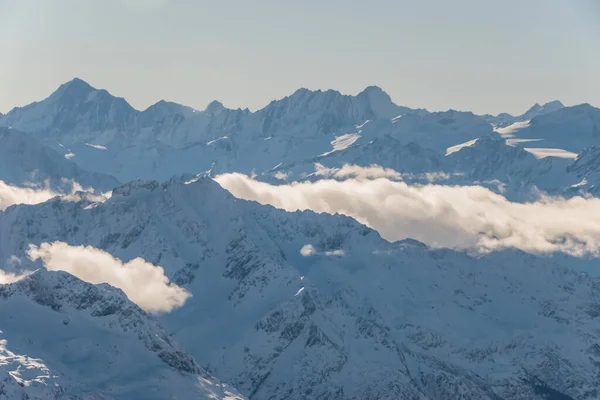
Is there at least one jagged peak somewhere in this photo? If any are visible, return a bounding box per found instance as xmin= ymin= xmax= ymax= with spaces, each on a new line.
xmin=0 ymin=268 xmax=131 ymax=310
xmin=111 ymin=176 xmax=223 ymax=200
xmin=142 ymin=99 xmax=198 ymax=117
xmin=48 ymin=77 xmax=135 ymax=111
xmin=524 ymin=103 xmax=542 ymax=114
xmin=204 ymin=99 xmax=226 ymax=114
xmin=543 ymin=100 xmax=565 ymax=109
xmin=285 ymin=87 xmax=343 ymax=102
xmin=65 ymin=76 xmax=94 ymax=90
xmin=52 ymin=77 xmax=97 ymax=98
xmin=357 ymin=85 xmax=388 ymax=97
xmin=521 ymin=100 xmax=565 ymax=119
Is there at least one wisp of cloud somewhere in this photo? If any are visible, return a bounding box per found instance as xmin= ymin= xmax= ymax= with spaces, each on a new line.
xmin=0 ymin=179 xmax=108 ymax=211
xmin=215 ymin=169 xmax=600 ymax=257
xmin=0 ymin=270 xmax=32 ymax=285
xmin=0 ymin=180 xmax=62 ymax=210
xmin=27 ymin=242 xmax=191 ymax=313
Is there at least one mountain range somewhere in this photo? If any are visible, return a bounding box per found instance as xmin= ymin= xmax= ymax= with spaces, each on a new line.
xmin=2 ymin=79 xmax=599 ymax=199
xmin=1 ymin=79 xmax=600 ymax=399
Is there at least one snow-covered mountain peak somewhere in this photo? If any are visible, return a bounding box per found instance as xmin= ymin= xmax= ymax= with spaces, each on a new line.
xmin=205 ymin=99 xmax=226 ymax=115
xmin=140 ymin=99 xmax=198 ymax=121
xmin=543 ymin=99 xmax=565 ymax=109
xmin=0 ymin=78 xmax=137 ymax=139
xmin=524 ymin=102 xmax=542 ymax=114
xmin=356 ymin=85 xmax=405 ymax=119
xmin=2 ymin=268 xmax=135 ymax=317
xmin=0 ymin=267 xmax=247 ymax=399
xmin=52 ymin=77 xmax=95 ymax=97
xmin=50 ymin=78 xmax=133 ymax=111
xmin=357 ymin=85 xmax=386 ymax=95
xmin=485 ymin=100 xmax=566 ymax=127
xmin=522 ymin=100 xmax=565 ymax=120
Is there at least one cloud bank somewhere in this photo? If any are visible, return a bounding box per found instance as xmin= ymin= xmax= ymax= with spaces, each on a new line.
xmin=215 ymin=171 xmax=600 ymax=257
xmin=27 ymin=242 xmax=190 ymax=313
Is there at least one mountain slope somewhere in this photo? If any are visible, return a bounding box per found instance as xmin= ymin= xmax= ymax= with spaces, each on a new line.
xmin=388 ymin=110 xmax=493 ymax=152
xmin=0 ymin=127 xmax=119 ymax=192
xmin=446 ymin=134 xmax=574 ymax=198
xmin=0 ymin=268 xmax=245 ymax=400
xmin=263 ymin=133 xmax=578 ymax=200
xmin=0 ymin=178 xmax=597 ymax=399
xmin=503 ymin=104 xmax=600 ymax=153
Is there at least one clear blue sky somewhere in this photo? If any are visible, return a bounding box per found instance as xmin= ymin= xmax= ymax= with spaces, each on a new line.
xmin=1 ymin=0 xmax=599 ymax=115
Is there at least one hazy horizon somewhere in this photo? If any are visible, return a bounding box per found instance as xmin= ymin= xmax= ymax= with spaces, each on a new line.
xmin=1 ymin=0 xmax=599 ymax=115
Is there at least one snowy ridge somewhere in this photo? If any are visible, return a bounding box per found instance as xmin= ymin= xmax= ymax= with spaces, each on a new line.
xmin=264 ymin=133 xmax=578 ymax=200
xmin=0 ymin=268 xmax=246 ymax=399
xmin=1 ymin=79 xmax=597 ymax=198
xmin=0 ymin=80 xmax=427 ymax=182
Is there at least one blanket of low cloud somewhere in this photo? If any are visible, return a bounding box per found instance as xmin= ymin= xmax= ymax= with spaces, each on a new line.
xmin=27 ymin=242 xmax=190 ymax=313
xmin=215 ymin=171 xmax=600 ymax=257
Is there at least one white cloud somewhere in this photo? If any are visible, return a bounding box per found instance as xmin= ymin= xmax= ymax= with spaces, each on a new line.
xmin=300 ymin=244 xmax=317 ymax=256
xmin=313 ymin=163 xmax=402 ymax=181
xmin=0 ymin=179 xmax=107 ymax=211
xmin=310 ymin=163 xmax=456 ymax=183
xmin=0 ymin=270 xmax=32 ymax=285
xmin=0 ymin=180 xmax=61 ymax=211
xmin=300 ymin=244 xmax=344 ymax=257
xmin=27 ymin=242 xmax=190 ymax=313
xmin=215 ymin=173 xmax=600 ymax=257
xmin=273 ymin=171 xmax=291 ymax=181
